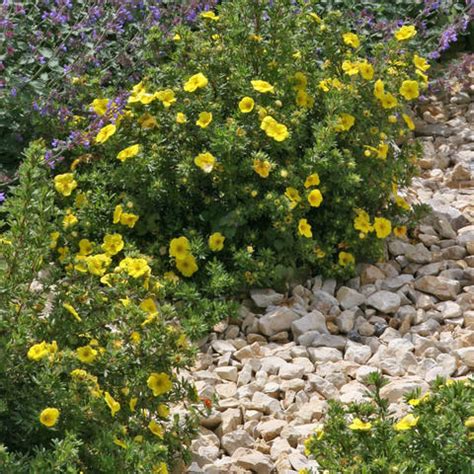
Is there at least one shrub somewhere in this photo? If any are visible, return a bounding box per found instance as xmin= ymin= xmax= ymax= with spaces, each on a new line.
xmin=0 ymin=0 xmax=216 ymax=174
xmin=52 ymin=0 xmax=422 ymax=305
xmin=0 ymin=142 xmax=205 ymax=472
xmin=303 ymin=373 xmax=474 ymax=473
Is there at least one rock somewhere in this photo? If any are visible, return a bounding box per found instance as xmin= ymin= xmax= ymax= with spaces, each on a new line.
xmin=307 ymin=347 xmax=343 ymax=363
xmin=291 ymin=310 xmax=328 ymax=338
xmin=406 ymin=243 xmax=433 ymax=264
xmin=279 ymin=363 xmax=305 ymax=379
xmin=232 ymin=448 xmax=273 ymax=474
xmin=233 ymin=342 xmax=262 ymax=362
xmin=211 ymin=340 xmax=236 ymax=354
xmin=307 ymin=374 xmax=339 ymax=399
xmin=311 ymin=290 xmax=339 ymax=313
xmin=219 ymin=408 xmax=242 ymax=435
xmin=215 ymin=383 xmax=237 ymax=399
xmin=221 ymin=429 xmax=254 ymax=455
xmin=258 ymin=307 xmax=300 ymax=337
xmin=411 ymin=318 xmax=440 ymax=336
xmin=336 ymin=287 xmax=366 ymax=310
xmin=344 ymin=341 xmax=372 ymax=364
xmin=457 ymin=347 xmax=474 ymax=368
xmin=215 ymin=366 xmax=238 ymax=382
xmin=366 ymin=291 xmax=401 ymax=314
xmin=436 ymin=301 xmax=462 ymax=319
xmin=360 ymin=264 xmax=385 ymax=285
xmin=336 ymin=310 xmax=356 ymax=333
xmin=380 ymin=378 xmax=429 ymax=403
xmin=250 ymin=288 xmax=284 ymax=308
xmin=388 ymin=240 xmax=412 ymax=257
xmin=382 ymin=275 xmax=414 ymax=291
xmin=441 ymin=245 xmax=467 ymax=260
xmin=355 ymin=365 xmax=380 ymax=383
xmin=257 ymin=419 xmax=287 ymax=441
xmin=311 ymin=334 xmax=347 ymax=351
xmin=270 ymin=438 xmax=292 ymax=461
xmin=414 ymin=276 xmax=461 ymax=300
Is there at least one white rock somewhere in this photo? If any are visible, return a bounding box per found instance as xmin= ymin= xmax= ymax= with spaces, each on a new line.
xmin=355 ymin=365 xmax=380 ymax=383
xmin=414 ymin=276 xmax=461 ymax=300
xmin=380 ymin=378 xmax=429 ymax=403
xmin=215 ymin=366 xmax=238 ymax=382
xmin=307 ymin=374 xmax=339 ymax=399
xmin=232 ymin=448 xmax=273 ymax=474
xmin=219 ymin=408 xmax=242 ymax=435
xmin=456 ymin=347 xmax=474 ymax=368
xmin=436 ymin=301 xmax=462 ymax=319
xmin=366 ymin=291 xmax=401 ymax=314
xmin=336 ymin=286 xmax=366 ymax=310
xmin=261 ymin=356 xmax=287 ymax=375
xmin=257 ymin=419 xmax=287 ymax=441
xmin=221 ymin=429 xmax=254 ymax=455
xmin=258 ymin=308 xmax=300 ymax=337
xmin=211 ymin=340 xmax=236 ymax=354
xmin=307 ymin=347 xmax=343 ymax=363
xmin=336 ymin=310 xmax=356 ymax=333
xmin=344 ymin=341 xmax=372 ymax=364
xmin=250 ymin=288 xmax=284 ymax=308
xmin=270 ymin=437 xmax=292 ymax=461
xmin=291 ymin=310 xmax=328 ymax=338
xmin=279 ymin=363 xmax=305 ymax=380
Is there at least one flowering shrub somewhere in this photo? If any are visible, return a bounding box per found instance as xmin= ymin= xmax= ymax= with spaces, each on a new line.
xmin=55 ymin=0 xmax=422 ymax=308
xmin=0 ymin=0 xmax=216 ymax=174
xmin=0 ymin=142 xmax=204 ymax=472
xmin=303 ymin=373 xmax=474 ymax=473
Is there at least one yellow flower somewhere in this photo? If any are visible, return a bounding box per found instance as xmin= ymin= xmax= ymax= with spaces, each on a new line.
xmin=374 ymin=79 xmax=385 ymax=100
xmin=304 ymin=173 xmax=320 ymax=188
xmin=183 ymin=73 xmax=208 ymax=92
xmin=380 ymin=93 xmax=398 ymax=109
xmin=139 ymin=297 xmax=158 ymax=316
xmin=307 ymin=189 xmax=323 ymax=207
xmin=158 ymin=404 xmax=170 ymax=418
xmin=464 ymin=416 xmax=474 ymax=429
xmin=196 ymin=111 xmax=213 ymax=128
xmin=176 ymin=254 xmax=198 ymax=277
xmin=86 ymin=253 xmax=111 ymax=276
xmin=155 ymin=89 xmax=176 ymax=107
xmin=95 ymin=124 xmax=116 ymax=144
xmin=253 ymin=159 xmax=271 ymax=178
xmin=373 ymin=217 xmax=392 ymax=238
xmin=260 ymin=116 xmax=289 ymax=141
xmin=104 ymin=391 xmax=121 ymax=417
xmin=63 ymin=303 xmax=82 ymax=322
xmin=194 ymin=152 xmax=216 ymax=173
xmin=76 ymin=345 xmax=98 ymax=364
xmin=39 ymin=408 xmax=60 ymax=427
xmin=113 ymin=205 xmax=123 ymax=224
xmin=147 ymin=372 xmax=173 ymax=396
xmin=251 ymin=80 xmax=274 ymax=93
xmin=413 ymin=54 xmax=430 ymax=72
xmin=342 ymin=60 xmax=359 ymax=76
xmin=176 ymin=112 xmax=187 ymax=124
xmin=148 ymin=420 xmax=164 ymax=438
xmin=153 ymin=463 xmax=169 ymax=474
xmin=119 ymin=257 xmax=151 ymax=279
xmin=339 ymin=251 xmax=355 ymax=266
xmin=343 ymin=32 xmax=360 ymax=48
xmin=119 ymin=212 xmax=139 ymax=228
xmin=50 ymin=231 xmax=60 ymax=249
xmin=117 ymin=144 xmax=140 ymax=162
xmin=402 ymin=113 xmax=415 ymax=130
xmin=209 ymin=232 xmax=225 ymax=251
xmin=394 ymin=25 xmax=417 ymax=41
xmin=416 ymin=69 xmax=429 ymax=83
xmin=296 ymin=89 xmax=314 ymax=108
xmin=101 ymin=234 xmax=124 ymax=256
xmin=173 ymin=33 xmax=181 ymax=41
xmin=399 ymin=80 xmax=419 ymax=100
xmin=354 ymin=210 xmax=372 ymax=234
xmin=358 ymin=61 xmax=374 ymax=80
xmin=293 ymin=71 xmax=308 ymax=90
xmin=138 ymin=112 xmax=157 ymax=129
xmin=91 ymin=98 xmax=109 ymax=116
xmin=169 ymin=236 xmax=191 ymax=259
xmin=27 ymin=342 xmax=50 ymax=361
xmin=239 ymin=97 xmax=255 ymax=113
xmin=298 ymin=219 xmax=312 ymax=238
xmin=394 ymin=414 xmax=419 ymax=431
xmin=201 ymin=11 xmax=219 ymax=21
xmin=408 ymin=392 xmax=430 ymax=406
xmin=78 ymin=239 xmax=93 ymax=256
xmin=393 ymin=225 xmax=407 ymax=238
xmin=335 ymin=113 xmax=355 ymax=132
xmin=63 ymin=213 xmax=78 ymax=229
xmin=349 ymin=418 xmax=372 ymax=431
xmin=54 ymin=173 xmax=78 ymax=196
xmin=285 ymin=187 xmax=301 ymax=209
xmin=113 ymin=438 xmax=127 ymax=449
xmin=129 ymin=397 xmax=138 ymax=412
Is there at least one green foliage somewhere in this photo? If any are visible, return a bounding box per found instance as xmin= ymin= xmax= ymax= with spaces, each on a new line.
xmin=303 ymin=373 xmax=474 ymax=473
xmin=0 ymin=143 xmax=204 ymax=472
xmin=59 ymin=0 xmax=421 ymax=307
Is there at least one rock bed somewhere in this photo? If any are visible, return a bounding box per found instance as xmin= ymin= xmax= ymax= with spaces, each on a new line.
xmin=185 ymin=76 xmax=474 ymax=473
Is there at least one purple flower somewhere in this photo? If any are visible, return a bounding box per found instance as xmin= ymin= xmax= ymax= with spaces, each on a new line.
xmin=0 ymin=192 xmax=5 ymax=203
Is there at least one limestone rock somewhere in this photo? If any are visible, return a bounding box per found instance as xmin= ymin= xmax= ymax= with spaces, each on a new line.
xmin=258 ymin=307 xmax=299 ymax=337
xmin=366 ymin=291 xmax=401 ymax=314
xmin=414 ymin=276 xmax=461 ymax=300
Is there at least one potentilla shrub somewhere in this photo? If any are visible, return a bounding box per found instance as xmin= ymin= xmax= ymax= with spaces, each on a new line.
xmin=0 ymin=142 xmax=204 ymax=473
xmin=303 ymin=373 xmax=474 ymax=473
xmin=53 ymin=0 xmax=424 ymax=316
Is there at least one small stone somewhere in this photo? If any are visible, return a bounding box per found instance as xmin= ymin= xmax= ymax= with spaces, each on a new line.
xmin=456 ymin=347 xmax=474 ymax=368
xmin=411 ymin=318 xmax=440 ymax=336
xmin=291 ymin=310 xmax=328 ymax=339
xmin=311 ymin=334 xmax=347 ymax=351
xmin=232 ymin=448 xmax=273 ymax=474
xmin=270 ymin=438 xmax=292 ymax=461
xmin=360 ymin=264 xmax=385 ymax=285
xmin=382 ymin=275 xmax=414 ymax=291
xmin=388 ymin=240 xmax=412 ymax=257
xmin=336 ymin=287 xmax=366 ymax=310
xmin=307 ymin=374 xmax=339 ymax=399
xmin=336 ymin=310 xmax=356 ymax=333
xmin=344 ymin=341 xmax=372 ymax=364
xmin=415 ymin=276 xmax=461 ymax=300
xmin=406 ymin=243 xmax=432 ymax=264
xmin=279 ymin=363 xmax=305 ymax=380
xmin=366 ymin=291 xmax=401 ymax=314
xmin=221 ymin=429 xmax=254 ymax=455
xmin=250 ymin=288 xmax=284 ymax=308
xmin=215 ymin=383 xmax=237 ymax=399
xmin=219 ymin=408 xmax=242 ymax=435
xmin=257 ymin=419 xmax=287 ymax=441
xmin=311 ymin=290 xmax=339 ymax=313
xmin=436 ymin=301 xmax=462 ymax=319
xmin=211 ymin=340 xmax=236 ymax=354
xmin=380 ymin=378 xmax=429 ymax=403
xmin=307 ymin=347 xmax=343 ymax=363
xmin=258 ymin=307 xmax=300 ymax=337
xmin=215 ymin=366 xmax=238 ymax=382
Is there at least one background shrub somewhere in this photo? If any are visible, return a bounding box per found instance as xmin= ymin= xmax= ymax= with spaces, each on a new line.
xmin=303 ymin=373 xmax=474 ymax=473
xmin=0 ymin=142 xmax=204 ymax=472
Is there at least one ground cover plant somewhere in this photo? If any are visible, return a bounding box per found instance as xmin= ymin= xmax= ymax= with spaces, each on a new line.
xmin=303 ymin=373 xmax=474 ymax=473
xmin=0 ymin=142 xmax=206 ymax=472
